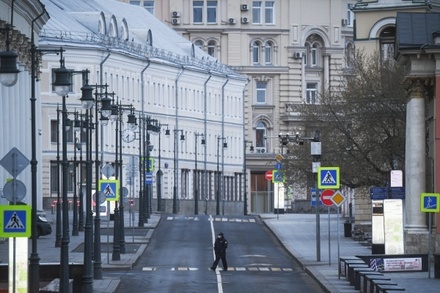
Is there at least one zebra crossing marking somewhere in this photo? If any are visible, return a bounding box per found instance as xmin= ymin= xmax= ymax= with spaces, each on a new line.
xmin=142 ymin=266 xmax=293 ymax=272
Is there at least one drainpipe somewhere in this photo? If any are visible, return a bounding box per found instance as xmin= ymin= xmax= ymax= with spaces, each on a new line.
xmin=203 ymin=73 xmax=212 ymax=214
xmin=138 ymin=59 xmax=150 ymax=227
xmin=221 ymin=76 xmax=229 ymax=215
xmin=242 ymin=78 xmax=250 ymax=215
xmin=173 ymin=66 xmax=185 ymax=214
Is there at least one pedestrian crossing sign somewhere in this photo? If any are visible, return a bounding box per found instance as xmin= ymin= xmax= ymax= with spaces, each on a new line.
xmin=99 ymin=179 xmax=120 ymax=201
xmin=0 ymin=205 xmax=31 ymax=237
xmin=421 ymin=193 xmax=440 ymax=213
xmin=318 ymin=167 xmax=340 ymax=189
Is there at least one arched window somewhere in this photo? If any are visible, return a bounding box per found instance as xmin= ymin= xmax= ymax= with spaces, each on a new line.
xmin=379 ymin=26 xmax=396 ymax=62
xmin=207 ymin=40 xmax=217 ymax=57
xmin=255 ymin=121 xmax=267 ymax=152
xmin=252 ymin=41 xmax=261 ymax=64
xmin=305 ymin=34 xmax=323 ymax=67
xmin=264 ymin=41 xmax=273 ymax=65
xmin=345 ymin=42 xmax=354 ymax=68
xmin=194 ymin=40 xmax=204 ymax=50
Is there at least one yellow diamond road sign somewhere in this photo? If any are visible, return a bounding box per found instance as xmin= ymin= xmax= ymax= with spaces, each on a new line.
xmin=331 ymin=191 xmax=346 ymax=207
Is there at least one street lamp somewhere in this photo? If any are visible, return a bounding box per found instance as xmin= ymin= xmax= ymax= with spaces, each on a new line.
xmin=173 ymin=129 xmax=185 ymax=214
xmin=216 ymin=136 xmax=227 ymax=215
xmin=0 ymin=3 xmax=20 ymax=87
xmin=279 ymin=130 xmax=321 ymax=261
xmin=194 ymin=132 xmax=205 ymax=215
xmin=110 ymin=100 xmax=137 ymax=259
xmin=243 ymin=141 xmax=254 ymax=215
xmin=157 ymin=124 xmax=170 ymax=212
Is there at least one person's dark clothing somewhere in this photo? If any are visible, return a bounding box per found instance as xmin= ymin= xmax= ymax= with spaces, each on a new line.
xmin=211 ymin=233 xmax=228 ymax=271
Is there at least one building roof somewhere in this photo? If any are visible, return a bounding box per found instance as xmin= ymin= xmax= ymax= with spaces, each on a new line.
xmin=39 ymin=0 xmax=241 ymax=76
xmin=396 ymin=12 xmax=440 ymax=52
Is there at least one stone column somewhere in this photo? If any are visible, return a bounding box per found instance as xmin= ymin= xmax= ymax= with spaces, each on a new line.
xmin=404 ymin=78 xmax=430 ymax=253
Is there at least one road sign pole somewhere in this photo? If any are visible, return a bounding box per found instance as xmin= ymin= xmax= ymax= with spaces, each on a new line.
xmin=315 ymin=174 xmax=320 ymax=262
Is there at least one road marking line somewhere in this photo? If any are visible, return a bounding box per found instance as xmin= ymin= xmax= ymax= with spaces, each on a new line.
xmin=209 ymin=214 xmax=224 ymax=293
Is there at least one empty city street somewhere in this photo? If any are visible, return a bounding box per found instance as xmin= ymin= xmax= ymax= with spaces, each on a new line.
xmin=114 ymin=214 xmax=323 ymax=293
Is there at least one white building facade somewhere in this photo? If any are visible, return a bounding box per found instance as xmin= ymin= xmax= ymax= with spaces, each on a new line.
xmin=120 ymin=0 xmax=357 ymax=213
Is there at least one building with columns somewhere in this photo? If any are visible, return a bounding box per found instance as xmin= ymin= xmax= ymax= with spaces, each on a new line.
xmin=120 ymin=0 xmax=358 ymax=213
xmin=353 ymin=0 xmax=440 ymax=253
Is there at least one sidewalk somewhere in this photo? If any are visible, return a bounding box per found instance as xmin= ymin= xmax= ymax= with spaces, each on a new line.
xmin=260 ymin=213 xmax=440 ymax=293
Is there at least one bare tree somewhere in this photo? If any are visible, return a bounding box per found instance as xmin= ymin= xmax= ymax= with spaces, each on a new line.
xmin=283 ymin=51 xmax=406 ymax=189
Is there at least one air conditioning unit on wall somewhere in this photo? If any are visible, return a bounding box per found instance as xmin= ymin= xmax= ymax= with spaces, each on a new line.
xmin=172 ymin=18 xmax=181 ymax=25
xmin=172 ymin=11 xmax=181 ymax=18
xmin=229 ymin=18 xmax=236 ymax=24
xmin=341 ymin=18 xmax=349 ymax=26
xmin=241 ymin=4 xmax=249 ymax=11
xmin=241 ymin=17 xmax=249 ymax=24
xmin=293 ymin=52 xmax=302 ymax=59
xmin=257 ymin=147 xmax=266 ymax=153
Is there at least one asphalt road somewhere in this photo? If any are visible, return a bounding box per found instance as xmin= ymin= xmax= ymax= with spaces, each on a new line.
xmin=115 ymin=214 xmax=323 ymax=293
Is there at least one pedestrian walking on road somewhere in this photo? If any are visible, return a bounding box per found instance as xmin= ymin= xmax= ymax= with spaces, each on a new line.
xmin=210 ymin=232 xmax=228 ymax=271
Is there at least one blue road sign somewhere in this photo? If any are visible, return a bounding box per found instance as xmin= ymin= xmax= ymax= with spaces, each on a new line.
xmin=318 ymin=167 xmax=340 ymax=189
xmin=310 ymin=188 xmax=322 ymax=206
xmin=0 ymin=205 xmax=31 ymax=237
xmin=145 ymin=172 xmax=153 ymax=185
xmin=370 ymin=186 xmax=405 ymax=200
xmin=99 ymin=180 xmax=119 ymax=201
xmin=275 ymin=162 xmax=282 ymax=170
xmin=272 ymin=170 xmax=285 ymax=183
xmin=421 ymin=193 xmax=440 ymax=212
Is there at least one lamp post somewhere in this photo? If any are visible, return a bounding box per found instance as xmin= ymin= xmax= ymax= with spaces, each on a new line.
xmin=173 ymin=129 xmax=185 ymax=214
xmin=157 ymin=125 xmax=170 ymax=212
xmin=194 ymin=132 xmax=205 ymax=215
xmin=216 ymin=136 xmax=227 ymax=215
xmin=110 ymin=100 xmax=137 ymax=258
xmin=278 ymin=130 xmax=321 ymax=261
xmin=243 ymin=141 xmax=254 ymax=215
xmin=80 ymin=83 xmax=112 ymax=280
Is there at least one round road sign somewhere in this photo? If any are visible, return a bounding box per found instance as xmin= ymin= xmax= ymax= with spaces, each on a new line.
xmin=321 ymin=189 xmax=334 ymax=207
xmin=265 ymin=170 xmax=273 ymax=181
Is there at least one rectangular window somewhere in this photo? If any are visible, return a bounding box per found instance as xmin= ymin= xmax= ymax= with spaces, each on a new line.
xmin=144 ymin=1 xmax=155 ymax=14
xmin=50 ymin=162 xmax=59 ymax=193
xmin=252 ymin=44 xmax=260 ymax=64
xmin=256 ymin=81 xmax=267 ymax=104
xmin=129 ymin=1 xmax=141 ymax=5
xmin=311 ymin=46 xmax=317 ymax=66
xmin=207 ymin=1 xmax=217 ymax=23
xmin=193 ymin=1 xmax=203 ymax=23
xmin=347 ymin=4 xmax=354 ymax=27
xmin=265 ymin=1 xmax=274 ymax=24
xmin=252 ymin=1 xmax=262 ymax=24
xmin=306 ymin=83 xmax=317 ymax=104
xmin=265 ymin=43 xmax=272 ymax=64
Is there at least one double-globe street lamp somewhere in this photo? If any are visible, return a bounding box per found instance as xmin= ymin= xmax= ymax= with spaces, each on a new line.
xmin=156 ymin=124 xmax=170 ymax=212
xmin=109 ymin=100 xmax=137 ymax=259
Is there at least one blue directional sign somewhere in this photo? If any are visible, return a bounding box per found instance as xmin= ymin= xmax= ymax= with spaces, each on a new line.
xmin=275 ymin=162 xmax=282 ymax=170
xmin=370 ymin=186 xmax=406 ymax=200
xmin=145 ymin=172 xmax=153 ymax=185
xmin=310 ymin=188 xmax=322 ymax=206
xmin=421 ymin=193 xmax=440 ymax=213
xmin=317 ymin=167 xmax=340 ymax=189
xmin=0 ymin=205 xmax=31 ymax=237
xmin=99 ymin=179 xmax=119 ymax=201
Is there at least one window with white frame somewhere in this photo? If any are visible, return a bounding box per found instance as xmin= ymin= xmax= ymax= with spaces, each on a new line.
xmin=193 ymin=1 xmax=217 ymax=24
xmin=347 ymin=4 xmax=354 ymax=27
xmin=379 ymin=26 xmax=396 ymax=63
xmin=144 ymin=1 xmax=155 ymax=14
xmin=256 ymin=81 xmax=267 ymax=104
xmin=252 ymin=1 xmax=274 ymax=24
xmin=207 ymin=1 xmax=218 ymax=23
xmin=265 ymin=41 xmax=273 ymax=65
xmin=252 ymin=41 xmax=261 ymax=64
xmin=193 ymin=1 xmax=203 ymax=23
xmin=345 ymin=42 xmax=354 ymax=68
xmin=252 ymin=1 xmax=262 ymax=24
xmin=255 ymin=121 xmax=267 ymax=152
xmin=207 ymin=40 xmax=217 ymax=57
xmin=265 ymin=1 xmax=274 ymax=24
xmin=305 ymin=34 xmax=323 ymax=67
xmin=195 ymin=40 xmax=204 ymax=50
xmin=306 ymin=83 xmax=318 ymax=104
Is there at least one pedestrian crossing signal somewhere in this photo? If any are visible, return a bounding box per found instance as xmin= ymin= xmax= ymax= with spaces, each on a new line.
xmin=317 ymin=167 xmax=340 ymax=189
